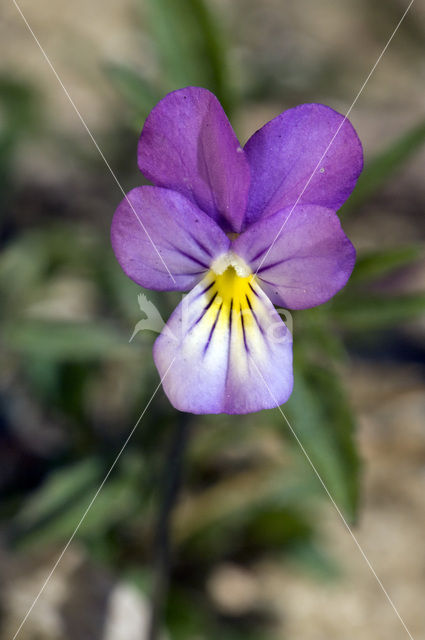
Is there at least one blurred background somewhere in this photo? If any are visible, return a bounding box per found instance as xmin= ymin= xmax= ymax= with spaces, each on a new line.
xmin=1 ymin=0 xmax=425 ymax=638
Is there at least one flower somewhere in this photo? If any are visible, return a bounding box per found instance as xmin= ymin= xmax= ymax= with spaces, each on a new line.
xmin=111 ymin=87 xmax=363 ymax=415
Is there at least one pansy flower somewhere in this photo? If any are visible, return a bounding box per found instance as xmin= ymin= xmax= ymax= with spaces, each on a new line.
xmin=111 ymin=87 xmax=362 ymax=414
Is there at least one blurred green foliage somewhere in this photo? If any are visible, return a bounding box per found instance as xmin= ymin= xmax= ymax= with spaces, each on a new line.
xmin=105 ymin=0 xmax=232 ymax=130
xmin=0 ymin=75 xmax=41 ymax=208
xmin=1 ymin=1 xmax=425 ymax=638
xmin=340 ymin=118 xmax=425 ymax=215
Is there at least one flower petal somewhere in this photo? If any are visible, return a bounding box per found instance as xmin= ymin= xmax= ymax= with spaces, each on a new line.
xmin=233 ymin=205 xmax=356 ymax=309
xmin=244 ymin=103 xmax=363 ymax=226
xmin=111 ymin=186 xmax=230 ymax=291
xmin=153 ymin=273 xmax=293 ymax=414
xmin=137 ymin=87 xmax=251 ymax=233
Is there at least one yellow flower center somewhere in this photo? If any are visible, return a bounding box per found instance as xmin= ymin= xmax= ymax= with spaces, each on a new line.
xmin=197 ymin=252 xmax=258 ymax=336
xmin=213 ymin=266 xmax=253 ymax=310
xmin=189 ymin=252 xmax=269 ymax=356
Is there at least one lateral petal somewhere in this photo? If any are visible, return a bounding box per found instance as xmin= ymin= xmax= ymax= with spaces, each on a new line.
xmin=233 ymin=204 xmax=356 ymax=309
xmin=111 ymin=186 xmax=230 ymax=291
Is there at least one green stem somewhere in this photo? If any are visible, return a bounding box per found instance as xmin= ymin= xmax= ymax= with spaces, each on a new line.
xmin=147 ymin=412 xmax=191 ymax=640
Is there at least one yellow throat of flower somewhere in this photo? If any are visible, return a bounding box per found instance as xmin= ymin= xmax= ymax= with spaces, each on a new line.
xmin=213 ymin=266 xmax=253 ymax=309
xmin=204 ymin=252 xmax=257 ymax=321
xmin=189 ymin=252 xmax=270 ymax=357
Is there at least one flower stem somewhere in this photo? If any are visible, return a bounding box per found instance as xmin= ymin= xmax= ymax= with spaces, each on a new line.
xmin=147 ymin=412 xmax=191 ymax=640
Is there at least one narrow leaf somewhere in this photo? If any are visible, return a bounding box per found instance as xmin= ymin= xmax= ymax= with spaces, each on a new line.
xmin=4 ymin=320 xmax=133 ymax=361
xmin=341 ymin=119 xmax=425 ymax=214
xmin=331 ymin=292 xmax=425 ymax=330
xmin=145 ymin=0 xmax=232 ymax=112
xmin=105 ymin=62 xmax=161 ymax=123
xmin=350 ymin=245 xmax=423 ymax=283
xmin=285 ymin=358 xmax=360 ymax=521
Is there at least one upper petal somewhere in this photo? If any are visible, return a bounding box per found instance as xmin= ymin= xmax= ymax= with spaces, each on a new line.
xmin=137 ymin=87 xmax=251 ymax=233
xmin=244 ymin=103 xmax=363 ymax=226
xmin=153 ymin=272 xmax=293 ymax=414
xmin=233 ymin=205 xmax=356 ymax=309
xmin=111 ymin=186 xmax=230 ymax=291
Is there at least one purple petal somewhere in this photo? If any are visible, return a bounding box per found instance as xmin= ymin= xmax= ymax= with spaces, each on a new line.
xmin=137 ymin=87 xmax=251 ymax=233
xmin=153 ymin=273 xmax=293 ymax=414
xmin=233 ymin=205 xmax=356 ymax=309
xmin=244 ymin=103 xmax=363 ymax=226
xmin=111 ymin=186 xmax=230 ymax=291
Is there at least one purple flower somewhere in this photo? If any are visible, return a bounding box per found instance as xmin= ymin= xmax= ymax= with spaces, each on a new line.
xmin=111 ymin=87 xmax=362 ymax=415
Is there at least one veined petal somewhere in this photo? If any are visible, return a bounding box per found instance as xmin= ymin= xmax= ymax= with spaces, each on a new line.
xmin=153 ymin=267 xmax=293 ymax=414
xmin=244 ymin=103 xmax=363 ymax=226
xmin=233 ymin=204 xmax=356 ymax=309
xmin=137 ymin=87 xmax=251 ymax=233
xmin=111 ymin=186 xmax=230 ymax=291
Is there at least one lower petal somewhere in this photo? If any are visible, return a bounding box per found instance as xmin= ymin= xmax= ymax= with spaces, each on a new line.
xmin=153 ymin=271 xmax=293 ymax=414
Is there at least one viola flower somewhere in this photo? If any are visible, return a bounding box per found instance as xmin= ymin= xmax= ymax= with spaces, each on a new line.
xmin=111 ymin=87 xmax=362 ymax=415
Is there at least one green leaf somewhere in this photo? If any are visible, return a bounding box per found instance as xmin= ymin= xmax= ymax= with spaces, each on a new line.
xmin=105 ymin=62 xmax=161 ymax=124
xmin=10 ymin=456 xmax=143 ymax=548
xmin=0 ymin=235 xmax=49 ymax=317
xmin=331 ymin=292 xmax=425 ymax=330
xmin=0 ymin=74 xmax=41 ymax=140
xmin=3 ymin=320 xmax=132 ymax=361
xmin=173 ymin=463 xmax=316 ymax=562
xmin=166 ymin=589 xmax=208 ymax=640
xmin=296 ymin=306 xmax=348 ymax=363
xmin=243 ymin=506 xmax=312 ymax=548
xmin=0 ymin=75 xmax=42 ymax=207
xmin=9 ymin=459 xmax=101 ymax=545
xmin=288 ymin=539 xmax=341 ymax=580
xmin=145 ymin=0 xmax=232 ymax=112
xmin=341 ymin=118 xmax=425 ymax=214
xmin=350 ymin=245 xmax=423 ymax=283
xmin=285 ymin=359 xmax=360 ymax=521
xmin=167 ymin=588 xmax=268 ymax=640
